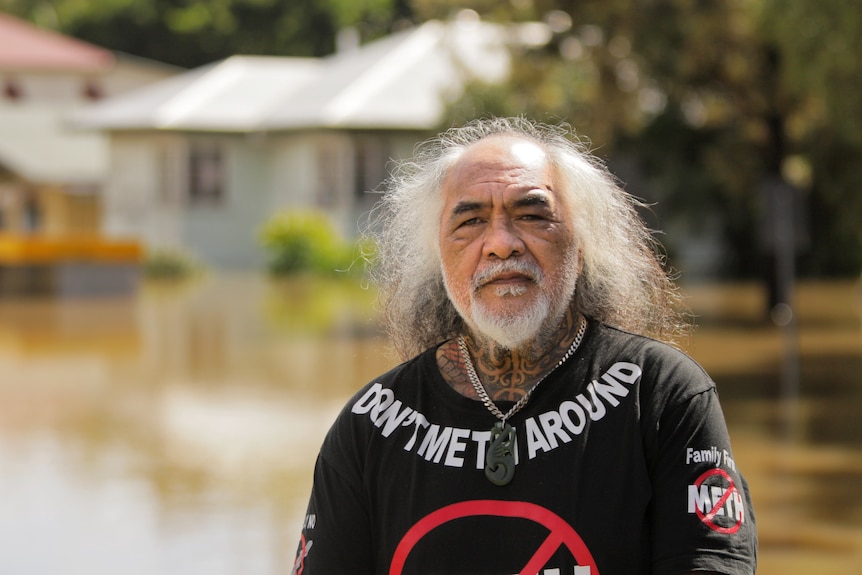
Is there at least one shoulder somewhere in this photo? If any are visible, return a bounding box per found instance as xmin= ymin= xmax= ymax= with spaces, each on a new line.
xmin=588 ymin=321 xmax=697 ymax=362
xmin=314 ymin=346 xmax=439 ymax=480
xmin=585 ymin=321 xmax=716 ymax=405
xmin=347 ymin=345 xmax=439 ymax=401
xmin=322 ymin=347 xmax=438 ymax=441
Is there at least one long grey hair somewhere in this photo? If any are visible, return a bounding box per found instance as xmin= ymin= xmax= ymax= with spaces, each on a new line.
xmin=364 ymin=117 xmax=689 ymax=361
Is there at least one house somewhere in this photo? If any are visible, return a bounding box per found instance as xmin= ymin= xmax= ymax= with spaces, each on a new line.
xmin=72 ymin=16 xmax=533 ymax=269
xmin=0 ymin=12 xmax=180 ymax=235
xmin=0 ymin=12 xmax=180 ymax=294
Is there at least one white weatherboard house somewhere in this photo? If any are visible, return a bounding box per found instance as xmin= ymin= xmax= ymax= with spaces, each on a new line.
xmin=0 ymin=11 xmax=178 ymax=237
xmin=0 ymin=12 xmax=179 ymax=296
xmin=73 ymin=17 xmax=537 ymax=269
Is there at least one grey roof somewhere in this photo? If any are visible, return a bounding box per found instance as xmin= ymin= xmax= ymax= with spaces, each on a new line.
xmin=70 ymin=19 xmax=516 ymax=132
xmin=0 ymin=105 xmax=107 ymax=184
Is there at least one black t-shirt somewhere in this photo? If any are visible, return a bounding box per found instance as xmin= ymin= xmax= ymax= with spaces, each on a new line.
xmin=292 ymin=321 xmax=757 ymax=575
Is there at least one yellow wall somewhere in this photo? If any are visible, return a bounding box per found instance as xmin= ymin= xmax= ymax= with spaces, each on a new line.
xmin=0 ymin=182 xmax=101 ymax=235
xmin=41 ymin=187 xmax=101 ymax=235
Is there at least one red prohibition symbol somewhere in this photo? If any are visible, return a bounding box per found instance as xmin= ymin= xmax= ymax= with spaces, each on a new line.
xmin=389 ymin=500 xmax=599 ymax=575
xmin=693 ymin=468 xmax=743 ymax=534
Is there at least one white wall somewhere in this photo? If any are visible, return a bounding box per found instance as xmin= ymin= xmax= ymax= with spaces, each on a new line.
xmin=101 ymin=129 xmax=430 ymax=271
xmin=181 ymin=135 xmax=272 ymax=269
xmin=270 ymin=136 xmax=317 ymax=209
xmin=270 ymin=131 xmax=355 ymax=238
xmin=103 ymin=132 xmax=184 ymax=249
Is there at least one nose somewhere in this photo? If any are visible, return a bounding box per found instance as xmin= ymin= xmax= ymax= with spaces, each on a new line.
xmin=482 ymin=217 xmax=524 ymax=260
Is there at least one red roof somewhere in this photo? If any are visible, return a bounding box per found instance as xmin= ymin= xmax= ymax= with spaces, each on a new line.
xmin=0 ymin=12 xmax=114 ymax=72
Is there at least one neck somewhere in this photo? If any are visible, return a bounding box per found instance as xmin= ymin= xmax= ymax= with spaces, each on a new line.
xmin=437 ymin=303 xmax=583 ymax=402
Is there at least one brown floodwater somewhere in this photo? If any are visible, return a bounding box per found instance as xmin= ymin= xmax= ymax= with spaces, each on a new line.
xmin=0 ymin=274 xmax=859 ymax=574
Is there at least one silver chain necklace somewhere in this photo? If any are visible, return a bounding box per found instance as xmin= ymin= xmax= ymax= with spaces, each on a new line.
xmin=458 ymin=315 xmax=587 ymax=486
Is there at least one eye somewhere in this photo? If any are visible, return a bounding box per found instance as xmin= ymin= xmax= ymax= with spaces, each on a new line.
xmin=517 ymin=212 xmax=549 ymax=222
xmin=458 ymin=217 xmax=483 ymax=228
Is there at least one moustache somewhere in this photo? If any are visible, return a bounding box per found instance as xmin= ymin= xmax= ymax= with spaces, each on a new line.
xmin=471 ymin=260 xmax=545 ymax=292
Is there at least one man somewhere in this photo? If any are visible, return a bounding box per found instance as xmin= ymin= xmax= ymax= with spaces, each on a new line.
xmin=291 ymin=117 xmax=757 ymax=575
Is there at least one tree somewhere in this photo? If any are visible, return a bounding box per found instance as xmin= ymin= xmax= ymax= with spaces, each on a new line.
xmin=1 ymin=0 xmax=409 ymax=67
xmin=440 ymin=0 xmax=862 ymax=278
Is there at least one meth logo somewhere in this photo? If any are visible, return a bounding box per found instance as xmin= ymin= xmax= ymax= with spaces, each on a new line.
xmin=687 ymin=468 xmax=745 ymax=534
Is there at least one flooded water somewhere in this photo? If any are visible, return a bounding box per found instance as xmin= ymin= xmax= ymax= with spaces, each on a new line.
xmin=0 ymin=273 xmax=859 ymax=574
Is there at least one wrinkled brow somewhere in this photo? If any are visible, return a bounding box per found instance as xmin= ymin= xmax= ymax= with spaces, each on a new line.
xmin=450 ymin=190 xmax=552 ymax=215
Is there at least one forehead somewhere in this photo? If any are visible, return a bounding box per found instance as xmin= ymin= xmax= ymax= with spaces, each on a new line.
xmin=441 ymin=136 xmax=557 ymax=201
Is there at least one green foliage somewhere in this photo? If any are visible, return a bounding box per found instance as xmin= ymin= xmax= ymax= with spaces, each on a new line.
xmin=802 ymin=131 xmax=862 ymax=275
xmin=2 ymin=0 xmax=404 ymax=67
xmin=762 ymin=0 xmax=862 ymax=147
xmin=411 ymin=0 xmax=522 ymax=21
xmin=258 ymin=210 xmax=364 ymax=277
xmin=143 ymin=249 xmax=201 ymax=280
xmin=323 ymin=0 xmax=398 ymax=31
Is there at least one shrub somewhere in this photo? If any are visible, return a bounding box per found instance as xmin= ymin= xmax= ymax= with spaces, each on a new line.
xmin=258 ymin=210 xmax=359 ymax=276
xmin=144 ymin=249 xmax=201 ymax=280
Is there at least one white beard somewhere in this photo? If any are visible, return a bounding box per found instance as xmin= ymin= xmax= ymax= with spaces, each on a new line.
xmin=444 ymin=253 xmax=580 ymax=351
xmin=470 ymin=287 xmax=553 ymax=349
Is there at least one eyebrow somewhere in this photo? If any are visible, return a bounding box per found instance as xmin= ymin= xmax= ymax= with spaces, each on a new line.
xmin=512 ymin=192 xmax=551 ymax=208
xmin=451 ymin=200 xmax=485 ymax=216
xmin=449 ymin=190 xmax=552 ymax=216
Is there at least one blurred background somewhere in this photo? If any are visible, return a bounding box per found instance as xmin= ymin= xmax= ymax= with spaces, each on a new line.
xmin=0 ymin=0 xmax=860 ymax=573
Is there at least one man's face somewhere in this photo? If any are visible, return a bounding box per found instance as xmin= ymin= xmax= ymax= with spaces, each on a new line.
xmin=438 ymin=135 xmax=580 ymax=349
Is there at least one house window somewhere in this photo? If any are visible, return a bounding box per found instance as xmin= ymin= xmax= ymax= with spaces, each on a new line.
xmin=83 ymin=80 xmax=104 ymax=100
xmin=4 ymin=78 xmax=23 ymax=100
xmin=188 ymin=141 xmax=225 ymax=204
